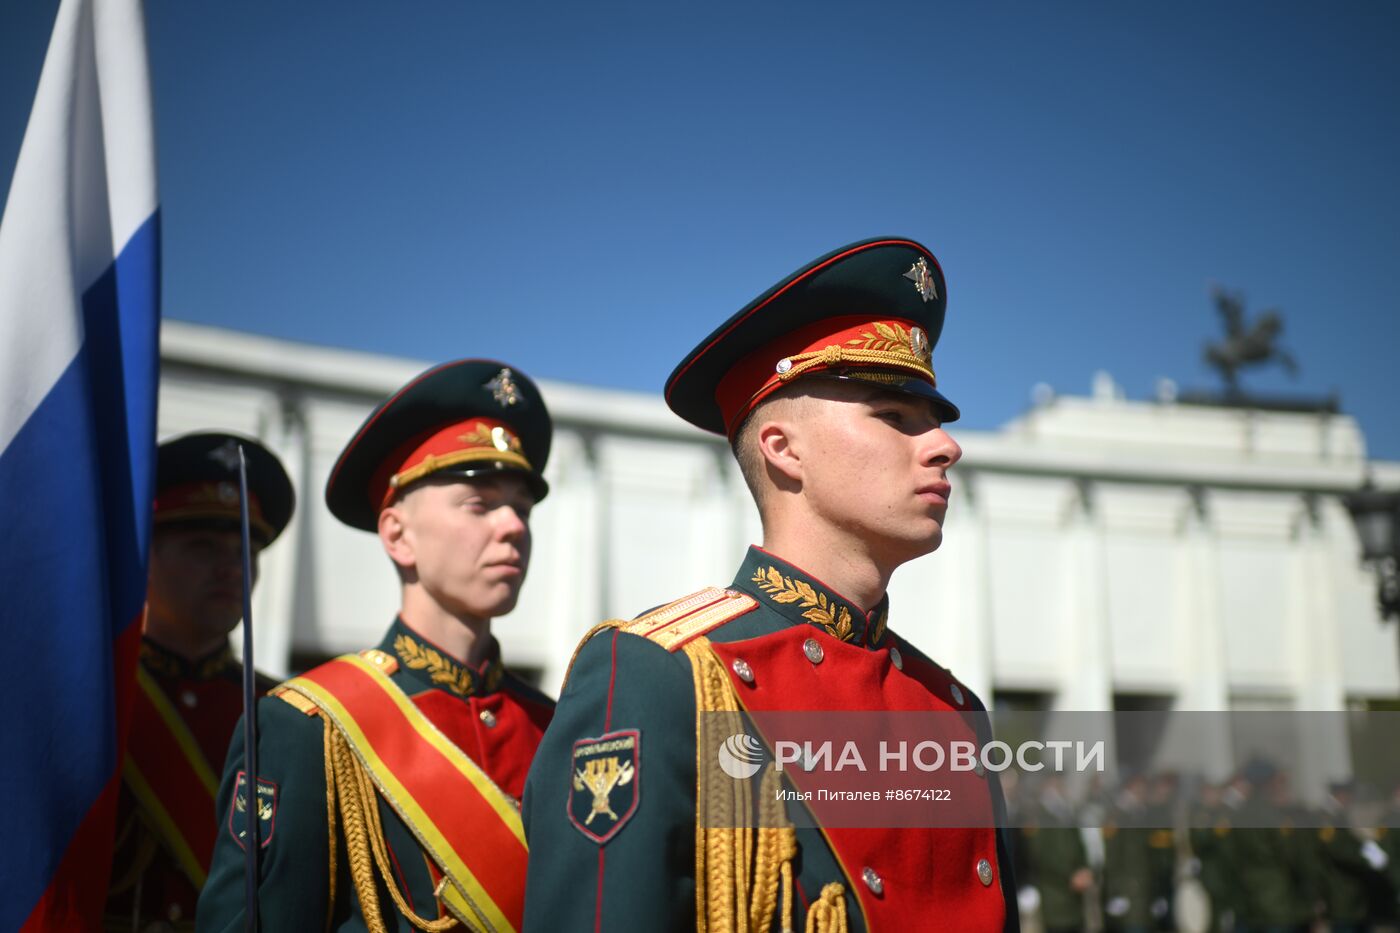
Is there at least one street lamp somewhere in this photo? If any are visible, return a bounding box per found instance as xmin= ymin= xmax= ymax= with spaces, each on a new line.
xmin=1343 ymin=482 xmax=1400 ymax=622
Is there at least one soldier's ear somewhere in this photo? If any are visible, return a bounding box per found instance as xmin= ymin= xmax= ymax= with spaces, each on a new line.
xmin=756 ymin=417 xmax=803 ymax=488
xmin=378 ymin=502 xmax=415 ymax=572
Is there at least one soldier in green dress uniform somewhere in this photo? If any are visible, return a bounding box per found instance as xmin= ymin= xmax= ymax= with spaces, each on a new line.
xmin=1018 ymin=776 xmax=1092 ymax=933
xmin=522 ymin=237 xmax=1019 ymax=931
xmin=1145 ymin=772 xmax=1183 ymax=932
xmin=1227 ymin=760 xmax=1313 ymax=933
xmin=1187 ymin=780 xmax=1236 ymax=933
xmin=105 ymin=432 xmax=294 ymax=933
xmin=1380 ymin=782 xmax=1400 ymax=927
xmin=1317 ymin=780 xmax=1394 ymax=933
xmin=1102 ymin=773 xmax=1157 ymax=933
xmin=197 ymin=360 xmax=555 ymax=933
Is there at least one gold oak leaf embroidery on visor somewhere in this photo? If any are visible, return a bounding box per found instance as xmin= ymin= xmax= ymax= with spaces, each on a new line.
xmin=845 ymin=321 xmax=933 ymax=367
xmin=457 ymin=423 xmax=524 ymax=455
xmin=751 ymin=566 xmax=855 ymax=642
xmin=393 ymin=634 xmax=502 ymax=696
xmin=846 ymin=321 xmax=915 ymax=356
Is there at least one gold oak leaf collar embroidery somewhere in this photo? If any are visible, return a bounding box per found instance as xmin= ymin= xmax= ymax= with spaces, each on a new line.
xmin=393 ymin=632 xmax=505 ymax=697
xmin=734 ymin=549 xmax=892 ymax=647
xmin=140 ymin=638 xmax=236 ymax=681
xmin=752 ymin=566 xmax=857 ymax=641
xmin=756 ymin=563 xmax=884 ymax=644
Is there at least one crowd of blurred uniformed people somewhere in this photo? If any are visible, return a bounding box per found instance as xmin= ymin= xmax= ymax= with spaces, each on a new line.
xmin=1009 ymin=764 xmax=1400 ymax=933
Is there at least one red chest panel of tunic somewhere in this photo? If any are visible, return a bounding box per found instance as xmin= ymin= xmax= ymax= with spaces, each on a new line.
xmin=111 ymin=672 xmax=248 ymax=925
xmin=708 ymin=627 xmax=1006 ymax=932
xmin=130 ymin=671 xmax=247 ymax=772
xmin=410 ymin=688 xmax=552 ymax=800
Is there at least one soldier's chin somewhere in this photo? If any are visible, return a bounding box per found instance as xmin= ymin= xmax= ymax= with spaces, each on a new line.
xmin=471 ymin=585 xmax=523 ymax=621
xmin=201 ymin=603 xmax=247 ymax=636
xmin=877 ymin=525 xmax=943 ymax=567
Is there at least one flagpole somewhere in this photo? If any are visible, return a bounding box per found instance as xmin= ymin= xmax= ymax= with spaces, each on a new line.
xmin=237 ymin=445 xmax=260 ymax=933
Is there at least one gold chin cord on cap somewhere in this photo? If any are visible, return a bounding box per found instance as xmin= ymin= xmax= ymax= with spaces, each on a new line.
xmin=388 ymin=447 xmax=533 ymax=491
xmin=774 ymin=344 xmax=935 ymax=386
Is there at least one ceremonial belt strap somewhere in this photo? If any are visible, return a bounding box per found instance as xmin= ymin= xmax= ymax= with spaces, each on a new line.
xmin=122 ymin=666 xmax=220 ymax=888
xmin=277 ymin=653 xmax=526 ymax=933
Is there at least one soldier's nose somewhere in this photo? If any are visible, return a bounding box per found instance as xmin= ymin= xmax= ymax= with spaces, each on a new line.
xmin=922 ymin=428 xmax=962 ymax=469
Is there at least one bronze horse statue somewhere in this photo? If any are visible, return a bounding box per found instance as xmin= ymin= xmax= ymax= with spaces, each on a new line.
xmin=1203 ymin=285 xmax=1298 ymax=393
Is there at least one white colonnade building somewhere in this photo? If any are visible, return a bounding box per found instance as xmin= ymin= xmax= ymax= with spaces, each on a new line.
xmin=159 ymin=321 xmax=1400 ymax=786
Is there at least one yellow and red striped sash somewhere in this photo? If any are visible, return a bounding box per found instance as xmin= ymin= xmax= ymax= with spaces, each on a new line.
xmin=279 ymin=653 xmax=527 ymax=933
xmin=122 ymin=666 xmax=221 ymax=887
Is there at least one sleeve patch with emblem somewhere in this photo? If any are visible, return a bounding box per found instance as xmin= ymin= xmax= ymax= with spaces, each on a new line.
xmin=227 ymin=770 xmax=278 ymax=850
xmin=568 ymin=730 xmax=640 ymax=844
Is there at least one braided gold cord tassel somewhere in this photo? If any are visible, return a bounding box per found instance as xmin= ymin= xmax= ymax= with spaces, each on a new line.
xmin=748 ymin=765 xmax=797 ymax=932
xmin=779 ymin=862 xmax=795 ymax=933
xmin=322 ymin=714 xmax=339 ymax=930
xmin=352 ymin=745 xmax=459 ymax=932
xmin=331 ymin=729 xmax=390 ymax=933
xmin=687 ymin=640 xmax=742 ymax=932
xmin=323 ymin=717 xmax=459 ymax=933
xmin=804 ymin=884 xmax=848 ymax=933
xmin=685 ymin=638 xmax=802 ymax=933
xmin=735 ymin=758 xmax=752 ymax=933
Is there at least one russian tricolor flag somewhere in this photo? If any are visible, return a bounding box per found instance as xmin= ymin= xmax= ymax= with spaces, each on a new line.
xmin=0 ymin=0 xmax=160 ymax=928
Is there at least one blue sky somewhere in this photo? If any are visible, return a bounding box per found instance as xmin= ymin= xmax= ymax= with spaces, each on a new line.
xmin=4 ymin=1 xmax=1399 ymax=458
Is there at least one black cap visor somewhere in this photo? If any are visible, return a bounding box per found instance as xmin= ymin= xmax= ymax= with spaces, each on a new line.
xmin=822 ymin=369 xmax=961 ymax=424
xmin=391 ymin=462 xmax=550 ymax=505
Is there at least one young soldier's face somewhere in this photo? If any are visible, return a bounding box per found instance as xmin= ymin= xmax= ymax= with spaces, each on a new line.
xmin=397 ymin=475 xmax=534 ymax=621
xmin=147 ymin=525 xmax=259 ymax=640
xmin=792 ymin=382 xmax=961 ymax=566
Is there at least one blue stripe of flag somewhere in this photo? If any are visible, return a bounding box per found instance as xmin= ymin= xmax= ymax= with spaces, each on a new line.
xmin=0 ymin=211 xmax=159 ymax=930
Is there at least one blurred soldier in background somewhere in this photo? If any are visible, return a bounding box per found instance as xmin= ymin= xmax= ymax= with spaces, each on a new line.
xmin=1317 ymin=780 xmax=1394 ymax=933
xmin=1102 ymin=772 xmax=1156 ymax=933
xmin=1382 ymin=782 xmax=1400 ymax=929
xmin=1019 ymin=775 xmax=1094 ymax=933
xmin=1226 ymin=761 xmax=1315 ymax=933
xmin=1187 ymin=780 xmax=1236 ymax=933
xmin=106 ymin=433 xmax=293 ymax=932
xmin=1144 ymin=772 xmax=1181 ymax=931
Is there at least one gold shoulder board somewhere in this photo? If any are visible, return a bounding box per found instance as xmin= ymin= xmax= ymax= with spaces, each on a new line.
xmin=271 ymin=684 xmax=320 ymax=716
xmin=562 ymin=587 xmax=757 ymax=688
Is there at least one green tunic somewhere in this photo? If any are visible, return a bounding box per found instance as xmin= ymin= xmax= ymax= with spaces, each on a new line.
xmin=196 ymin=619 xmax=553 ymax=933
xmin=521 ymin=547 xmax=1020 ymax=932
xmin=1018 ymin=799 xmax=1089 ymax=932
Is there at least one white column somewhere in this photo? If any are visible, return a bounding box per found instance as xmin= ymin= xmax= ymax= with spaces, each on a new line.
xmin=245 ymin=394 xmax=305 ymax=679
xmin=537 ymin=429 xmax=604 ymax=695
xmin=1058 ymin=479 xmax=1113 ymax=712
xmin=1177 ymin=489 xmax=1230 ymax=711
xmin=697 ymin=442 xmax=744 ymax=587
xmin=1291 ymin=495 xmax=1350 ymax=802
xmin=942 ymin=469 xmax=994 ymax=702
xmin=1175 ymin=488 xmax=1233 ymax=779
